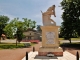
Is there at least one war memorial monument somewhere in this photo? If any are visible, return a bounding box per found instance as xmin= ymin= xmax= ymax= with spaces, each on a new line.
xmin=38 ymin=5 xmax=63 ymax=56
xmin=22 ymin=5 xmax=77 ymax=60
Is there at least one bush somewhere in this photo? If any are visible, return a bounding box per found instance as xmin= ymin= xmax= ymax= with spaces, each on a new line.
xmin=60 ymin=43 xmax=80 ymax=49
xmin=0 ymin=43 xmax=24 ymax=49
xmin=24 ymin=43 xmax=31 ymax=47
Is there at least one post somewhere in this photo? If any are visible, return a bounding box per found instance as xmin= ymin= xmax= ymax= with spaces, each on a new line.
xmin=26 ymin=52 xmax=28 ymax=60
xmin=76 ymin=51 xmax=79 ymax=60
xmin=33 ymin=47 xmax=35 ymax=52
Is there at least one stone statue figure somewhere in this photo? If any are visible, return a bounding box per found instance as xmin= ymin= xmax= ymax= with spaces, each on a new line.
xmin=41 ymin=5 xmax=56 ymax=26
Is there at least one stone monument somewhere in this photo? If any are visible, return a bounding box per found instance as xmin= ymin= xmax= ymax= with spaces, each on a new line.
xmin=38 ymin=5 xmax=63 ymax=56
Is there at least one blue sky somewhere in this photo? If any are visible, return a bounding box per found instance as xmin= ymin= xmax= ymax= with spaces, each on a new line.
xmin=0 ymin=0 xmax=63 ymax=26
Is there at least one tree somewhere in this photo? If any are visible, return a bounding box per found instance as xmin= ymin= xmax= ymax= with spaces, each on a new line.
xmin=15 ymin=19 xmax=23 ymax=43
xmin=22 ymin=18 xmax=28 ymax=31
xmin=60 ymin=0 xmax=80 ymax=43
xmin=22 ymin=18 xmax=36 ymax=30
xmin=4 ymin=24 xmax=14 ymax=39
xmin=4 ymin=18 xmax=19 ymax=38
xmin=0 ymin=15 xmax=9 ymax=42
xmin=4 ymin=18 xmax=37 ymax=39
xmin=31 ymin=21 xmax=36 ymax=29
xmin=16 ymin=27 xmax=23 ymax=43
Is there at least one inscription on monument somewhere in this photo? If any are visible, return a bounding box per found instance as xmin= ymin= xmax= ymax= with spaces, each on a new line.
xmin=46 ymin=32 xmax=55 ymax=44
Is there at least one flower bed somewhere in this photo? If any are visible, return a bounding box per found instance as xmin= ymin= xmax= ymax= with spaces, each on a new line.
xmin=22 ymin=40 xmax=40 ymax=44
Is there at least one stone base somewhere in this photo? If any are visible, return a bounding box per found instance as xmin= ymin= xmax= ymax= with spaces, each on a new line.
xmin=38 ymin=47 xmax=63 ymax=56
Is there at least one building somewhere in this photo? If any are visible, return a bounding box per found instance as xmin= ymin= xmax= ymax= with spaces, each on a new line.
xmin=23 ymin=28 xmax=41 ymax=40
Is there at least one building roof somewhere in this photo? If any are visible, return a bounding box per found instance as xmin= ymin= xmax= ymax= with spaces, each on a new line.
xmin=24 ymin=28 xmax=36 ymax=32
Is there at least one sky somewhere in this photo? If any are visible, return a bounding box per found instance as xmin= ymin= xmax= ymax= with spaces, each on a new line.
xmin=0 ymin=0 xmax=63 ymax=26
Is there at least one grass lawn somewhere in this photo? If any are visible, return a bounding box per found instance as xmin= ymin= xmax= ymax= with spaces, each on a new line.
xmin=59 ymin=38 xmax=80 ymax=40
xmin=71 ymin=38 xmax=80 ymax=40
xmin=0 ymin=43 xmax=35 ymax=49
xmin=59 ymin=38 xmax=80 ymax=49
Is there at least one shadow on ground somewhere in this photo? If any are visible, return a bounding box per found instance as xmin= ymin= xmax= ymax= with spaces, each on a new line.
xmin=60 ymin=43 xmax=80 ymax=51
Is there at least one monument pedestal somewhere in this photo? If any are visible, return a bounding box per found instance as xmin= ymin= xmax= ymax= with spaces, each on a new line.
xmin=38 ymin=26 xmax=63 ymax=56
xmin=38 ymin=47 xmax=63 ymax=56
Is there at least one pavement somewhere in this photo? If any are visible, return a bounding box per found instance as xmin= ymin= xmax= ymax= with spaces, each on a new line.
xmin=0 ymin=39 xmax=16 ymax=43
xmin=22 ymin=51 xmax=77 ymax=60
xmin=0 ymin=39 xmax=31 ymax=43
xmin=60 ymin=40 xmax=80 ymax=43
xmin=1 ymin=39 xmax=80 ymax=43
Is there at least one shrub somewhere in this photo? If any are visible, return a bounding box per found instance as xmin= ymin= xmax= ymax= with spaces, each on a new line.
xmin=24 ymin=43 xmax=31 ymax=47
xmin=60 ymin=43 xmax=80 ymax=49
xmin=0 ymin=43 xmax=24 ymax=49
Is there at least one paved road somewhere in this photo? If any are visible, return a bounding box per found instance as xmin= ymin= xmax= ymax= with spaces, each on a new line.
xmin=60 ymin=40 xmax=80 ymax=43
xmin=0 ymin=39 xmax=30 ymax=43
xmin=0 ymin=39 xmax=16 ymax=43
xmin=1 ymin=39 xmax=80 ymax=43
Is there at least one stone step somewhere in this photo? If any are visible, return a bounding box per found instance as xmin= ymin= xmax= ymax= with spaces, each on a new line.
xmin=29 ymin=51 xmax=38 ymax=60
xmin=63 ymin=51 xmax=76 ymax=60
xmin=22 ymin=51 xmax=76 ymax=60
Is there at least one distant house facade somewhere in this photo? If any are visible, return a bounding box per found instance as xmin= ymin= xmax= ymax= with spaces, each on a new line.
xmin=23 ymin=28 xmax=41 ymax=40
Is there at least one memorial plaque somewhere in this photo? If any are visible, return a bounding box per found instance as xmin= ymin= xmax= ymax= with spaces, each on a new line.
xmin=46 ymin=32 xmax=55 ymax=44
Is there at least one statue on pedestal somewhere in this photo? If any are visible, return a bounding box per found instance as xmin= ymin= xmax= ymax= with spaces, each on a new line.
xmin=41 ymin=5 xmax=56 ymax=26
xmin=38 ymin=5 xmax=63 ymax=57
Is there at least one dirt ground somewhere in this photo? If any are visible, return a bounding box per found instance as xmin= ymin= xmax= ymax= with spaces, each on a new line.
xmin=0 ymin=42 xmax=42 ymax=60
xmin=0 ymin=42 xmax=80 ymax=60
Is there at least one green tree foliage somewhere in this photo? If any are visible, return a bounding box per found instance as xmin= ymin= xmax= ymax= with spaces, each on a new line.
xmin=4 ymin=18 xmax=18 ymax=38
xmin=0 ymin=15 xmax=9 ymax=40
xmin=31 ymin=21 xmax=36 ymax=29
xmin=36 ymin=25 xmax=42 ymax=32
xmin=4 ymin=18 xmax=24 ymax=39
xmin=22 ymin=18 xmax=36 ymax=31
xmin=16 ymin=27 xmax=23 ymax=43
xmin=4 ymin=24 xmax=14 ymax=38
xmin=60 ymin=0 xmax=80 ymax=39
xmin=4 ymin=18 xmax=37 ymax=39
xmin=15 ymin=19 xmax=23 ymax=42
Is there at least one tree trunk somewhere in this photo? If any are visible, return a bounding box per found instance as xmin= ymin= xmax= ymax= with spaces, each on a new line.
xmin=16 ymin=39 xmax=17 ymax=46
xmin=69 ymin=38 xmax=71 ymax=43
xmin=0 ymin=37 xmax=1 ymax=43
